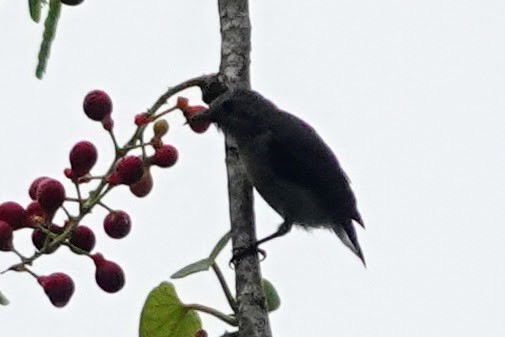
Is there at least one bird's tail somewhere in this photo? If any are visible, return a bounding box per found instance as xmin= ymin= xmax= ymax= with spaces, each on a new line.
xmin=332 ymin=220 xmax=366 ymax=267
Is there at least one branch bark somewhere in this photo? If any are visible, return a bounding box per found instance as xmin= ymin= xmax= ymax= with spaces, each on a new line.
xmin=217 ymin=1 xmax=273 ymax=337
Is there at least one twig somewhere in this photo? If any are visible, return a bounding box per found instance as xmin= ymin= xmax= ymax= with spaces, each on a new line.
xmin=185 ymin=303 xmax=237 ymax=326
xmin=212 ymin=263 xmax=237 ymax=312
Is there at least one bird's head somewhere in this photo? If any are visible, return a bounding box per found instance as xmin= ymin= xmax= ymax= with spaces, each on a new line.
xmin=189 ymin=89 xmax=277 ymax=138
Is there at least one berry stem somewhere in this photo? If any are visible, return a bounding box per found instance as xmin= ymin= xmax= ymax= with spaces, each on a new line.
xmin=21 ymin=266 xmax=39 ymax=279
xmin=121 ymin=142 xmax=153 ymax=152
xmin=184 ymin=303 xmax=237 ymax=326
xmin=73 ymin=182 xmax=83 ymax=213
xmin=97 ymin=201 xmax=114 ymax=213
xmin=11 ymin=248 xmax=27 ymax=263
xmin=152 ymin=105 xmax=177 ymax=120
xmin=108 ymin=129 xmax=120 ymax=151
xmin=140 ymin=134 xmax=147 ymax=160
xmin=79 ymin=176 xmax=105 ymax=182
xmin=61 ymin=206 xmax=73 ymax=219
xmin=62 ymin=241 xmax=91 ymax=256
xmin=211 ymin=262 xmax=237 ymax=312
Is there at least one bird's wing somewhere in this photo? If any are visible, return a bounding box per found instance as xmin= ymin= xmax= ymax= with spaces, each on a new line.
xmin=267 ymin=112 xmax=364 ymax=227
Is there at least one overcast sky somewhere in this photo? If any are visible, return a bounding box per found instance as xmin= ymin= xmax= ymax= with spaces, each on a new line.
xmin=1 ymin=1 xmax=505 ymax=336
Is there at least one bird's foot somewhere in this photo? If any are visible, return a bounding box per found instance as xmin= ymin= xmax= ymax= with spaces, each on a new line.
xmin=229 ymin=246 xmax=266 ymax=268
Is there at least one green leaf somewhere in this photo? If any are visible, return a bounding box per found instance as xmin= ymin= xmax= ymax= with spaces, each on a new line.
xmin=29 ymin=0 xmax=41 ymax=23
xmin=139 ymin=282 xmax=201 ymax=337
xmin=208 ymin=231 xmax=231 ymax=262
xmin=171 ymin=231 xmax=231 ymax=279
xmin=171 ymin=258 xmax=211 ymax=279
xmin=35 ymin=0 xmax=61 ymax=79
xmin=262 ymin=279 xmax=280 ymax=312
xmin=0 ymin=290 xmax=9 ymax=306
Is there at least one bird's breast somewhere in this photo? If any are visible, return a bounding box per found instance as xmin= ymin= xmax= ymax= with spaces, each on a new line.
xmin=238 ymin=138 xmax=332 ymax=226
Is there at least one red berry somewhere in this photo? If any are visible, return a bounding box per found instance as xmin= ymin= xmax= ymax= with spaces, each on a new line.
xmin=32 ymin=225 xmax=63 ymax=253
xmin=129 ymin=168 xmax=153 ymax=198
xmin=0 ymin=220 xmax=13 ymax=251
xmin=29 ymin=177 xmax=50 ymax=200
xmin=37 ymin=273 xmax=75 ymax=308
xmin=152 ymin=145 xmax=178 ymax=168
xmin=115 ymin=156 xmax=144 ymax=185
xmin=0 ymin=202 xmax=26 ymax=230
xmin=69 ymin=226 xmax=96 ymax=253
xmin=37 ymin=179 xmax=65 ymax=214
xmin=83 ymin=90 xmax=112 ymax=121
xmin=103 ymin=211 xmax=131 ymax=239
xmin=64 ymin=168 xmax=74 ymax=179
xmin=106 ymin=172 xmax=121 ymax=186
xmin=91 ymin=254 xmax=125 ymax=293
xmin=36 ymin=179 xmax=65 ymax=213
xmin=24 ymin=201 xmax=47 ymax=228
xmin=31 ymin=229 xmax=46 ymax=251
xmin=183 ymin=106 xmax=210 ymax=133
xmin=182 ymin=105 xmax=206 ymax=119
xmin=70 ymin=141 xmax=98 ymax=177
xmin=134 ymin=112 xmax=152 ymax=126
xmin=176 ymin=97 xmax=189 ymax=111
xmin=101 ymin=115 xmax=114 ymax=131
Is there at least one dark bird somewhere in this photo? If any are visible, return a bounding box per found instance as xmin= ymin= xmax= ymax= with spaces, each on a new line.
xmin=192 ymin=89 xmax=365 ymax=265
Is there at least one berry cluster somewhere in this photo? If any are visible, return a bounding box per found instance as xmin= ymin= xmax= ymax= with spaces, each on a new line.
xmin=0 ymin=89 xmax=209 ymax=307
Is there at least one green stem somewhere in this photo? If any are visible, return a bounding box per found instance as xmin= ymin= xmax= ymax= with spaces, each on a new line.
xmin=212 ymin=262 xmax=237 ymax=312
xmin=108 ymin=129 xmax=120 ymax=151
xmin=97 ymin=201 xmax=114 ymax=213
xmin=185 ymin=303 xmax=237 ymax=326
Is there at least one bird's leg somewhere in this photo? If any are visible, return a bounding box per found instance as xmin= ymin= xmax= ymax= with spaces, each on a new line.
xmin=230 ymin=221 xmax=293 ymax=266
xmin=255 ymin=221 xmax=293 ymax=246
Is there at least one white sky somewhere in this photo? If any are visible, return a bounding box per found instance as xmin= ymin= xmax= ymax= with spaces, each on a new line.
xmin=1 ymin=1 xmax=505 ymax=336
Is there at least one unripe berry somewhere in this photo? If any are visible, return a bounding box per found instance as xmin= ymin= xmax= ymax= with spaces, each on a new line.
xmin=176 ymin=97 xmax=189 ymax=111
xmin=103 ymin=211 xmax=131 ymax=239
xmin=115 ymin=156 xmax=144 ymax=185
xmin=29 ymin=177 xmax=50 ymax=200
xmin=69 ymin=141 xmax=98 ymax=177
xmin=129 ymin=168 xmax=153 ymax=198
xmin=183 ymin=106 xmax=210 ymax=133
xmin=153 ymin=119 xmax=169 ymax=137
xmin=69 ymin=226 xmax=96 ymax=253
xmin=0 ymin=202 xmax=26 ymax=230
xmin=37 ymin=179 xmax=65 ymax=213
xmin=61 ymin=0 xmax=84 ymax=5
xmin=152 ymin=145 xmax=178 ymax=168
xmin=83 ymin=90 xmax=112 ymax=121
xmin=0 ymin=220 xmax=13 ymax=251
xmin=91 ymin=253 xmax=125 ymax=293
xmin=37 ymin=273 xmax=75 ymax=308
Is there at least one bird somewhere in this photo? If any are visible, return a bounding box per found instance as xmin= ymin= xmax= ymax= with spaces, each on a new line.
xmin=191 ymin=89 xmax=366 ymax=265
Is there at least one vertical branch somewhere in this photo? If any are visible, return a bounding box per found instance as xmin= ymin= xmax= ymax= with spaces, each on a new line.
xmin=217 ymin=1 xmax=273 ymax=337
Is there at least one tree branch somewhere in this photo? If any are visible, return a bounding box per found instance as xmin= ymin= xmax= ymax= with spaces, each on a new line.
xmin=217 ymin=1 xmax=273 ymax=337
